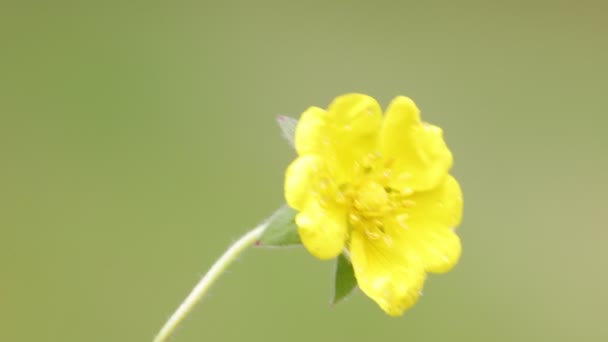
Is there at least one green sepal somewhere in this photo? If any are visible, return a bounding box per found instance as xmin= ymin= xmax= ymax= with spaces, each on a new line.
xmin=331 ymin=253 xmax=358 ymax=304
xmin=277 ymin=115 xmax=298 ymax=148
xmin=257 ymin=204 xmax=301 ymax=247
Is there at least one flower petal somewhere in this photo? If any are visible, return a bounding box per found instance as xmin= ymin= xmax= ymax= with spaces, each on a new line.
xmin=349 ymin=229 xmax=426 ymax=316
xmin=300 ymin=94 xmax=383 ymax=182
xmin=294 ymin=106 xmax=327 ymax=156
xmin=328 ymin=94 xmax=383 ymax=180
xmin=406 ymin=175 xmax=464 ymax=231
xmin=327 ymin=93 xmax=382 ymax=131
xmin=284 ymin=155 xmax=326 ymax=211
xmin=409 ymin=228 xmax=462 ymax=274
xmin=389 ymin=175 xmax=463 ymax=273
xmin=379 ymin=96 xmax=453 ymax=191
xmin=296 ymin=199 xmax=347 ymax=260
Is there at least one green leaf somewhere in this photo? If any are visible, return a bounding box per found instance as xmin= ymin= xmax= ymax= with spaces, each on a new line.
xmin=277 ymin=115 xmax=298 ymax=148
xmin=257 ymin=204 xmax=301 ymax=247
xmin=331 ymin=253 xmax=358 ymax=304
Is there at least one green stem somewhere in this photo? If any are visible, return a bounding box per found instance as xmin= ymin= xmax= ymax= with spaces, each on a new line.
xmin=153 ymin=223 xmax=267 ymax=342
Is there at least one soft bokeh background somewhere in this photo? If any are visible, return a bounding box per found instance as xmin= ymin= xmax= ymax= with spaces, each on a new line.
xmin=2 ymin=1 xmax=607 ymax=341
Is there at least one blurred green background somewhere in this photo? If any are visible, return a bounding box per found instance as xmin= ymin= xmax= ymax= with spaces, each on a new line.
xmin=2 ymin=1 xmax=607 ymax=341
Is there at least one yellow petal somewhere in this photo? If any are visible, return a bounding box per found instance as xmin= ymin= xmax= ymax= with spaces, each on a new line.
xmin=293 ymin=95 xmax=382 ymax=182
xmin=294 ymin=106 xmax=327 ymax=156
xmin=307 ymin=94 xmax=382 ymax=182
xmin=381 ymin=219 xmax=461 ymax=274
xmin=387 ymin=176 xmax=463 ymax=273
xmin=284 ymin=155 xmax=326 ymax=211
xmin=379 ymin=96 xmax=453 ymax=191
xmin=296 ymin=199 xmax=347 ymax=260
xmin=326 ymin=95 xmax=382 ymax=159
xmin=409 ymin=228 xmax=462 ymax=274
xmin=406 ymin=175 xmax=464 ymax=231
xmin=349 ymin=229 xmax=426 ymax=316
xmin=327 ymin=93 xmax=382 ymax=130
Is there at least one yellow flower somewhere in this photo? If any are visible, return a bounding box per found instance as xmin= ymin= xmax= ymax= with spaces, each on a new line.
xmin=284 ymin=94 xmax=463 ymax=316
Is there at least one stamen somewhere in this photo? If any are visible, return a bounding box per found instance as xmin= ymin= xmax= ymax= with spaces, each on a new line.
xmin=401 ymin=187 xmax=414 ymax=196
xmin=383 ymin=235 xmax=394 ymax=247
xmin=402 ymin=199 xmax=416 ymax=207
xmin=365 ymin=228 xmax=381 ymax=240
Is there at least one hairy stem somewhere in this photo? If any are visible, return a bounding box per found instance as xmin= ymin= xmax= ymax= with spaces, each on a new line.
xmin=153 ymin=223 xmax=267 ymax=342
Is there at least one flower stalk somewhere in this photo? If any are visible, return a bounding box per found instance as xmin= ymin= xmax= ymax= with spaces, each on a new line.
xmin=153 ymin=223 xmax=268 ymax=342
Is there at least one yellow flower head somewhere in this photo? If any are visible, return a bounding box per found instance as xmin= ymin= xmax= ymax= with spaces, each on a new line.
xmin=284 ymin=94 xmax=463 ymax=316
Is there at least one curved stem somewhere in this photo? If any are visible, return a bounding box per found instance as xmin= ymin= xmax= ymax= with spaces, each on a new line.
xmin=153 ymin=223 xmax=267 ymax=342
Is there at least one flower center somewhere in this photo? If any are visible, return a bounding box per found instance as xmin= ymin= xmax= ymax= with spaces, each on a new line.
xmin=353 ymin=180 xmax=389 ymax=219
xmin=334 ymin=153 xmax=399 ymax=240
xmin=322 ymin=152 xmax=415 ymax=241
